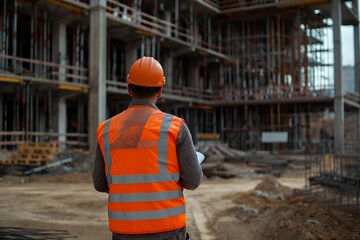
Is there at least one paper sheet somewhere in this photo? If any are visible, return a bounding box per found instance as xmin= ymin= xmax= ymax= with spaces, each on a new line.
xmin=196 ymin=151 xmax=205 ymax=164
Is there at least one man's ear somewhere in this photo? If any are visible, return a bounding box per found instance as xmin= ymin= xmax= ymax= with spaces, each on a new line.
xmin=128 ymin=84 xmax=133 ymax=96
xmin=157 ymin=86 xmax=163 ymax=98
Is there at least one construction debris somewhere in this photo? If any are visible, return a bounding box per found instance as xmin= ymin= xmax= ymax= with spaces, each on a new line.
xmin=23 ymin=158 xmax=73 ymax=175
xmin=202 ymin=163 xmax=238 ymax=178
xmin=197 ymin=134 xmax=246 ymax=162
xmin=196 ymin=137 xmax=305 ymax=178
xmin=215 ymin=176 xmax=360 ymax=240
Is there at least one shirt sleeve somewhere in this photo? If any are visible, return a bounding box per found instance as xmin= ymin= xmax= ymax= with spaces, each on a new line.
xmin=176 ymin=123 xmax=203 ymax=190
xmin=92 ymin=144 xmax=109 ymax=193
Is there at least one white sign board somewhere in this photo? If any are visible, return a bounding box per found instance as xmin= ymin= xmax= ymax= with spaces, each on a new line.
xmin=261 ymin=132 xmax=288 ymax=143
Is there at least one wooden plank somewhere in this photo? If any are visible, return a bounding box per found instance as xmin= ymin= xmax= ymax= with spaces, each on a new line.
xmin=197 ymin=133 xmax=220 ymax=140
xmin=0 ymin=159 xmax=13 ymax=165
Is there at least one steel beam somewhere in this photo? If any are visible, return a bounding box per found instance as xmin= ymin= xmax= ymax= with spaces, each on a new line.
xmin=332 ymin=0 xmax=344 ymax=153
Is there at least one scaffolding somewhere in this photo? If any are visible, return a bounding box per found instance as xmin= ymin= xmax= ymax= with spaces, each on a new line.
xmin=0 ymin=0 xmax=359 ymax=157
xmin=1 ymin=0 xmax=359 ymax=213
xmin=0 ymin=0 xmax=89 ymax=148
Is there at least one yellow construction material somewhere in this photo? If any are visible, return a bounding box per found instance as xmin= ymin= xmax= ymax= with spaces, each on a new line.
xmin=11 ymin=142 xmax=58 ymax=166
xmin=0 ymin=76 xmax=23 ymax=84
xmin=59 ymin=84 xmax=87 ymax=92
xmin=135 ymin=30 xmax=156 ymax=37
xmin=0 ymin=159 xmax=13 ymax=165
xmin=47 ymin=0 xmax=86 ymax=14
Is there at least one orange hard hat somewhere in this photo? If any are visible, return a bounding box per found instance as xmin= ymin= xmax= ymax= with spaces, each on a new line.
xmin=127 ymin=56 xmax=165 ymax=87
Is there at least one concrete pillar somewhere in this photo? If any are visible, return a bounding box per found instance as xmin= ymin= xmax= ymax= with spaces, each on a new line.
xmin=165 ymin=54 xmax=173 ymax=90
xmin=58 ymin=98 xmax=67 ymax=149
xmin=53 ymin=21 xmax=68 ymax=145
xmin=78 ymin=96 xmax=84 ymax=133
xmin=355 ymin=0 xmax=360 ymax=94
xmin=332 ymin=0 xmax=344 ymax=153
xmin=52 ymin=21 xmax=67 ymax=81
xmin=190 ymin=4 xmax=194 ymax=43
xmin=354 ymin=0 xmax=360 ymax=152
xmin=125 ymin=41 xmax=139 ymax=78
xmin=175 ymin=0 xmax=179 ymax=37
xmin=193 ymin=61 xmax=200 ymax=90
xmin=165 ymin=11 xmax=171 ymax=36
xmin=88 ymin=0 xmax=107 ymax=150
xmin=0 ymin=94 xmax=3 ymax=144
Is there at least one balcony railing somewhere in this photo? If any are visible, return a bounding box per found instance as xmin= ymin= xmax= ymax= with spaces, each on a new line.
xmin=107 ymin=79 xmax=334 ymax=103
xmin=106 ymin=0 xmax=223 ymax=54
xmin=220 ymin=0 xmax=331 ymax=11
xmin=106 ymin=80 xmax=216 ymax=101
xmin=0 ymin=54 xmax=88 ymax=86
xmin=0 ymin=131 xmax=88 ymax=147
xmin=214 ymin=85 xmax=334 ymax=101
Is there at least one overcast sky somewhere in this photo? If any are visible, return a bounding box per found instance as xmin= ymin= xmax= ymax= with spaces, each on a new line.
xmin=341 ymin=26 xmax=354 ymax=66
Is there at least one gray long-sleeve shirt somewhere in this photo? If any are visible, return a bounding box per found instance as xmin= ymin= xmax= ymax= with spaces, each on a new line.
xmin=92 ymin=99 xmax=203 ymax=239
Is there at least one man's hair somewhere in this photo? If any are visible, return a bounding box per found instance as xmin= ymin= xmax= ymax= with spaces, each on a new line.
xmin=129 ymin=84 xmax=161 ymax=99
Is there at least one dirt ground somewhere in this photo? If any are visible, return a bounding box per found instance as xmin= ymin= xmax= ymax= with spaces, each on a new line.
xmin=0 ymin=171 xmax=359 ymax=240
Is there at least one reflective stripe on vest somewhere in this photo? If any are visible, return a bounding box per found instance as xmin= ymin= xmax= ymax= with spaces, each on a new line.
xmin=103 ymin=113 xmax=179 ymax=184
xmin=109 ymin=205 xmax=186 ymax=221
xmin=109 ymin=189 xmax=183 ymax=202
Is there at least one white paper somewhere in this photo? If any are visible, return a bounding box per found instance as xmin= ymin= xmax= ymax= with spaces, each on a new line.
xmin=196 ymin=151 xmax=205 ymax=164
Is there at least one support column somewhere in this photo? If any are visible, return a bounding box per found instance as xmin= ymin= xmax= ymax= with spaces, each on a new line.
xmin=89 ymin=0 xmax=107 ymax=150
xmin=354 ymin=0 xmax=360 ymax=152
xmin=332 ymin=0 xmax=344 ymax=153
xmin=175 ymin=0 xmax=179 ymax=37
xmin=58 ymin=98 xmax=67 ymax=149
xmin=0 ymin=94 xmax=3 ymax=145
xmin=125 ymin=41 xmax=138 ymax=78
xmin=78 ymin=96 xmax=84 ymax=133
xmin=165 ymin=54 xmax=173 ymax=90
xmin=190 ymin=4 xmax=194 ymax=43
xmin=165 ymin=11 xmax=171 ymax=36
xmin=53 ymin=21 xmax=68 ymax=145
xmin=355 ymin=0 xmax=360 ymax=94
xmin=193 ymin=61 xmax=200 ymax=90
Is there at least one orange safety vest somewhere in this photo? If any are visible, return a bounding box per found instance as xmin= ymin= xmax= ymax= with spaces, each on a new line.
xmin=96 ymin=105 xmax=186 ymax=234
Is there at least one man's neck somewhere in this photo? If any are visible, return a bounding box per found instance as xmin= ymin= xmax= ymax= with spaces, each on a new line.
xmin=132 ymin=96 xmax=157 ymax=104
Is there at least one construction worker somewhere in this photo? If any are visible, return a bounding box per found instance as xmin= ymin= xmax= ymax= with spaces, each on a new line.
xmin=92 ymin=56 xmax=203 ymax=240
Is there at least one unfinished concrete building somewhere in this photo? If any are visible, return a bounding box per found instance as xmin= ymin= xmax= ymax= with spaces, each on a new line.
xmin=0 ymin=0 xmax=360 ymax=206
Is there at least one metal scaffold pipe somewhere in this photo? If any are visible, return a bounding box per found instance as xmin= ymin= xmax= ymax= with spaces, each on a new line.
xmin=80 ymin=26 xmax=85 ymax=74
xmin=30 ymin=3 xmax=34 ymax=73
xmin=75 ymin=24 xmax=80 ymax=82
xmin=0 ymin=2 xmax=3 ymax=69
xmin=43 ymin=11 xmax=47 ymax=78
xmin=47 ymin=12 xmax=51 ymax=76
xmin=35 ymin=92 xmax=39 ymax=142
xmin=1 ymin=0 xmax=8 ymax=70
xmin=13 ymin=0 xmax=17 ymax=72
xmin=26 ymin=84 xmax=30 ymax=141
xmin=48 ymin=90 xmax=52 ymax=132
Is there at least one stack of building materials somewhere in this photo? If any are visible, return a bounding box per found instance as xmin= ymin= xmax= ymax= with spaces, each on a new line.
xmin=0 ymin=142 xmax=58 ymax=166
